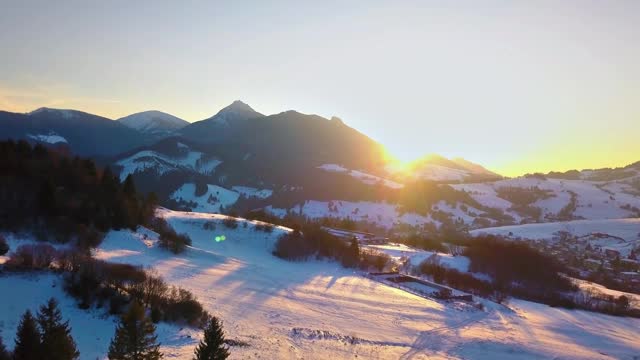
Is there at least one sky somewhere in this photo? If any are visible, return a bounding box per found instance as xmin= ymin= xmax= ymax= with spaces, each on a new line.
xmin=0 ymin=0 xmax=638 ymax=176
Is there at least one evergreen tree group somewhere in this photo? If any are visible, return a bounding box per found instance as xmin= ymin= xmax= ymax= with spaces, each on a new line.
xmin=0 ymin=140 xmax=157 ymax=242
xmin=0 ymin=331 xmax=11 ymax=360
xmin=108 ymin=301 xmax=162 ymax=360
xmin=12 ymin=298 xmax=79 ymax=360
xmin=193 ymin=317 xmax=229 ymax=360
xmin=37 ymin=299 xmax=80 ymax=360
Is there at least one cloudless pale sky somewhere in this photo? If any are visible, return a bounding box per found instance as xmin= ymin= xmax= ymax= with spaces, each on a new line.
xmin=1 ymin=0 xmax=638 ymax=176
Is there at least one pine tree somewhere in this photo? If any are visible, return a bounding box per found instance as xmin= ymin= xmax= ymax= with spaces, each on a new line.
xmin=193 ymin=317 xmax=229 ymax=360
xmin=13 ymin=310 xmax=41 ymax=360
xmin=342 ymin=237 xmax=360 ymax=268
xmin=37 ymin=298 xmax=80 ymax=360
xmin=108 ymin=301 xmax=162 ymax=360
xmin=37 ymin=179 xmax=57 ymax=216
xmin=123 ymin=175 xmax=137 ymax=199
xmin=0 ymin=330 xmax=11 ymax=360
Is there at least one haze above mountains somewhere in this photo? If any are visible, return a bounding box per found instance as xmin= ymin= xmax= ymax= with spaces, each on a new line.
xmin=1 ymin=100 xmax=633 ymax=180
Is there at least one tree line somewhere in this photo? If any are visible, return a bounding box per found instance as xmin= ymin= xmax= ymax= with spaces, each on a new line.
xmin=0 ymin=140 xmax=156 ymax=245
xmin=0 ymin=298 xmax=230 ymax=360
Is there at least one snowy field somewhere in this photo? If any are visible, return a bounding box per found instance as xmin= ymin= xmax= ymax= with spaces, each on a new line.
xmin=364 ymin=243 xmax=470 ymax=271
xmin=270 ymin=200 xmax=432 ymax=229
xmin=1 ymin=209 xmax=639 ymax=359
xmin=170 ymin=183 xmax=240 ymax=213
xmin=86 ymin=209 xmax=638 ymax=359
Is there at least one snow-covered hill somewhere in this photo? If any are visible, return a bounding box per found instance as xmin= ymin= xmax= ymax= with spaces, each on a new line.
xmin=318 ymin=163 xmax=404 ymax=189
xmin=170 ymin=183 xmax=240 ymax=213
xmin=471 ymin=218 xmax=640 ymax=257
xmin=2 ymin=209 xmax=639 ymax=358
xmin=386 ymin=154 xmax=501 ymax=182
xmin=115 ymin=142 xmax=221 ymax=181
xmin=117 ymin=110 xmax=189 ymax=137
xmin=27 ymin=131 xmax=68 ymax=144
xmin=453 ymin=172 xmax=640 ymax=224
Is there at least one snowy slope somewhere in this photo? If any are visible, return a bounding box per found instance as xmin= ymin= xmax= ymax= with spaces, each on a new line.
xmin=318 ymin=164 xmax=404 ymax=189
xmin=116 ymin=148 xmax=221 ymax=181
xmin=117 ymin=110 xmax=189 ymax=135
xmin=2 ymin=209 xmax=638 ymax=359
xmin=85 ymin=209 xmax=640 ymax=359
xmin=365 ymin=243 xmax=470 ymax=271
xmin=269 ymin=200 xmax=432 ymax=229
xmin=471 ymin=218 xmax=640 ymax=257
xmin=231 ymin=186 xmax=273 ymax=199
xmin=170 ymin=183 xmax=240 ymax=213
xmin=27 ymin=132 xmax=68 ymax=144
xmin=0 ymin=274 xmax=197 ymax=360
xmin=453 ymin=176 xmax=640 ymax=223
xmin=384 ymin=155 xmax=500 ymax=182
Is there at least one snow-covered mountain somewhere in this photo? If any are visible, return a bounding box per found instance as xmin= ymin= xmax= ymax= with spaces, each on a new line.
xmin=386 ymin=154 xmax=501 ymax=182
xmin=117 ymin=110 xmax=189 ymax=137
xmin=179 ymin=100 xmax=264 ymax=143
xmin=0 ymin=107 xmax=148 ymax=156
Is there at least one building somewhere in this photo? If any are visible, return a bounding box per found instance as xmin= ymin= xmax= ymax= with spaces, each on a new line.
xmin=620 ymin=271 xmax=640 ymax=282
xmin=321 ymin=227 xmax=388 ymax=245
xmin=584 ymin=258 xmax=601 ymax=271
xmin=603 ymin=248 xmax=621 ymax=259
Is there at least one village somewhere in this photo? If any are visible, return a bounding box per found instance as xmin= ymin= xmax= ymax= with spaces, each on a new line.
xmin=323 ymin=226 xmax=640 ymax=300
xmin=512 ymin=230 xmax=640 ymax=292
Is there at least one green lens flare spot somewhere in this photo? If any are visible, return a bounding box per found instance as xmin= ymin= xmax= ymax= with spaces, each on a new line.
xmin=215 ymin=235 xmax=227 ymax=242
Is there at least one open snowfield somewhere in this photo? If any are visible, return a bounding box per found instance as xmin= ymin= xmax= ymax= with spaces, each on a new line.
xmin=86 ymin=209 xmax=640 ymax=359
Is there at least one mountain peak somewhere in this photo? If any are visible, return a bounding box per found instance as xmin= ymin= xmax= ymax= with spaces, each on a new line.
xmin=204 ymin=100 xmax=263 ymax=123
xmin=219 ymin=100 xmax=255 ymax=114
xmin=28 ymin=107 xmax=79 ymax=119
xmin=117 ymin=110 xmax=188 ymax=134
xmin=330 ymin=116 xmax=345 ymax=125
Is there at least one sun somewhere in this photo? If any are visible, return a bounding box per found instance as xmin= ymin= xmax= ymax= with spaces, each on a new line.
xmin=381 ymin=147 xmax=414 ymax=175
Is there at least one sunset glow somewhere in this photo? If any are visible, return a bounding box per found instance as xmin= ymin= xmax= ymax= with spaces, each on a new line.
xmin=1 ymin=1 xmax=639 ymax=177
